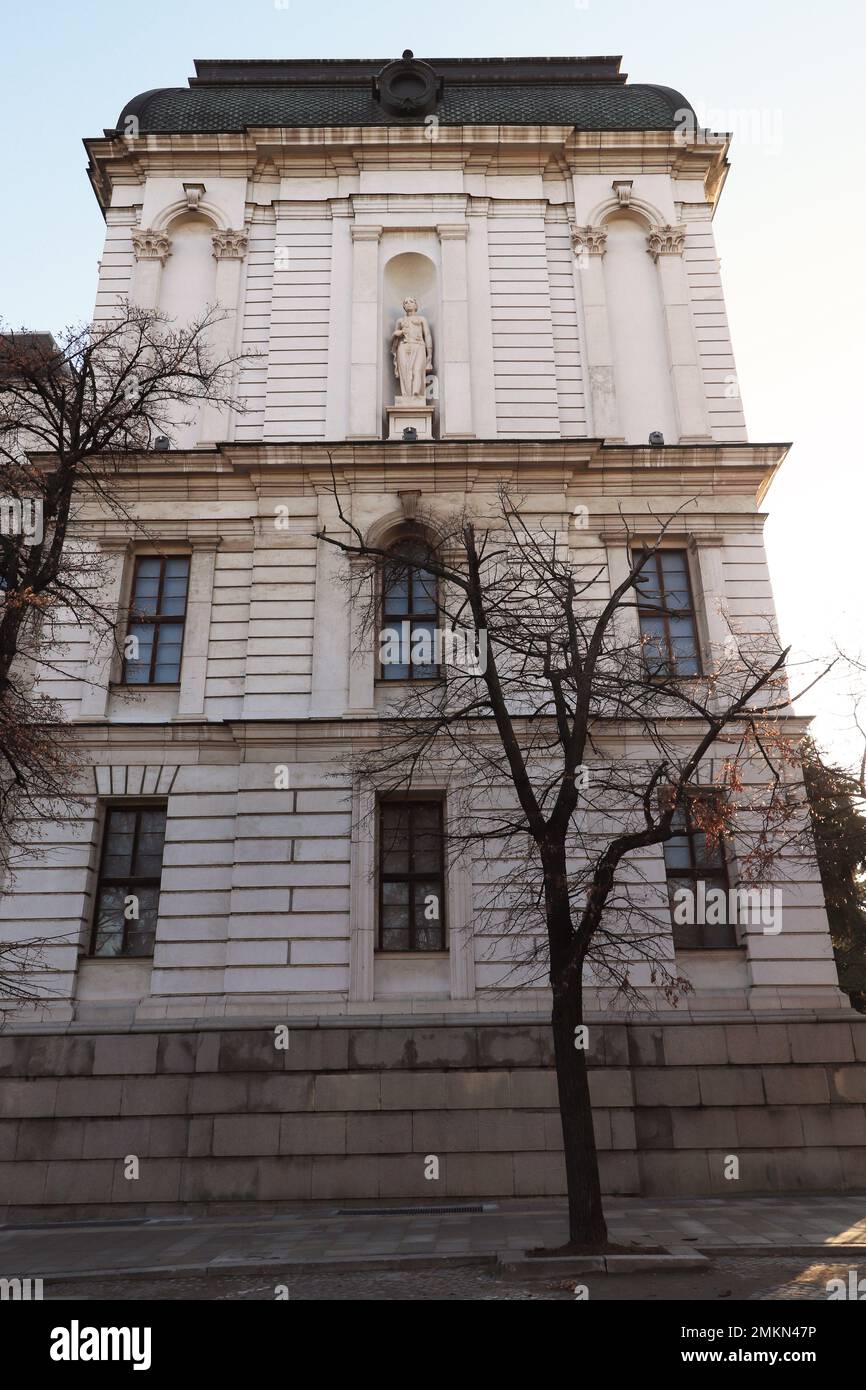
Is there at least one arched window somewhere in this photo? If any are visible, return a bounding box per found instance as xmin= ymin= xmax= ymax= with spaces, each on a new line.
xmin=379 ymin=539 xmax=439 ymax=681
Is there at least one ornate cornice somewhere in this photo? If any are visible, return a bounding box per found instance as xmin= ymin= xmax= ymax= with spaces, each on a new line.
xmin=350 ymin=223 xmax=383 ymax=243
xmin=569 ymin=223 xmax=607 ymax=257
xmin=131 ymin=229 xmax=171 ymax=265
xmin=646 ymin=223 xmax=687 ymax=260
xmin=211 ymin=228 xmax=249 ymax=260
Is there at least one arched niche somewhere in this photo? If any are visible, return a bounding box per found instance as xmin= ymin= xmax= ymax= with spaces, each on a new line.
xmin=601 ymin=212 xmax=678 ymax=446
xmin=381 ymin=249 xmax=439 ymax=437
xmin=158 ymin=213 xmax=217 ymax=326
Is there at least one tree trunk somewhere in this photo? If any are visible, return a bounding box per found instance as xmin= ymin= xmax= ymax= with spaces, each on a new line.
xmin=551 ymin=986 xmax=608 ymax=1245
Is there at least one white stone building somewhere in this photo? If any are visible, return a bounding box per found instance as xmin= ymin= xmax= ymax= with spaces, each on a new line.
xmin=1 ymin=55 xmax=862 ymax=1213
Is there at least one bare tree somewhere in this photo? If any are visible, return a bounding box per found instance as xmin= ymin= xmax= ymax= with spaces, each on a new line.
xmin=0 ymin=304 xmax=248 ymax=1002
xmin=320 ymin=480 xmax=826 ymax=1248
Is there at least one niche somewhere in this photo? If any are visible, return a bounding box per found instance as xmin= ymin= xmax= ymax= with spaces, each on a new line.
xmin=157 ymin=214 xmax=218 ymax=447
xmin=602 ymin=213 xmax=678 ymax=445
xmin=381 ymin=248 xmax=439 ymax=437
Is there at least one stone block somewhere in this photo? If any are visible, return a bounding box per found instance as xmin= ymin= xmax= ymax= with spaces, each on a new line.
xmin=589 ymin=1070 xmax=634 ymax=1107
xmin=829 ymin=1066 xmax=866 ymax=1103
xmin=283 ymin=1028 xmax=350 ymax=1072
xmin=840 ymin=1147 xmax=866 ymax=1188
xmin=81 ymin=1118 xmax=152 ymax=1159
xmin=698 ymin=1067 xmax=765 ymax=1107
xmin=181 ymin=1158 xmax=260 ymax=1203
xmin=55 ymin=1078 xmax=120 ymax=1118
xmin=762 ymin=1066 xmax=830 ymax=1105
xmin=187 ymin=1116 xmax=213 ymax=1157
xmin=256 ymin=1157 xmax=313 ymax=1200
xmin=376 ymin=1154 xmax=445 ymax=1198
xmin=662 ymin=1025 xmax=728 ymax=1066
xmin=93 ymin=1034 xmax=159 ymax=1076
xmin=444 ymin=1071 xmax=510 ymax=1109
xmin=279 ymin=1114 xmax=346 ymax=1155
xmin=800 ymin=1105 xmax=866 ymax=1147
xmin=734 ymin=1106 xmax=805 ymax=1148
xmin=213 ymin=1115 xmax=280 ymax=1157
xmin=4 ymin=1079 xmax=58 ymax=1118
xmin=788 ymin=1022 xmax=855 ymax=1064
xmin=509 ymin=1069 xmax=557 ymax=1108
xmin=0 ymin=1122 xmax=17 ymax=1160
xmin=639 ymin=1150 xmax=712 ymax=1197
xmin=601 ymin=1026 xmax=630 ymax=1067
xmin=217 ymin=1029 xmax=286 ymax=1073
xmin=851 ymin=1023 xmax=866 ymax=1063
xmin=773 ymin=1147 xmax=844 ymax=1191
xmin=380 ymin=1071 xmax=447 ymax=1110
xmin=156 ymin=1033 xmax=199 ymax=1073
xmin=627 ymin=1026 xmax=665 ymax=1067
xmin=349 ymin=1027 xmax=478 ymax=1070
xmin=413 ymin=1110 xmax=479 ymax=1152
xmin=189 ymin=1075 xmax=249 ymax=1113
xmin=725 ymin=1024 xmax=791 ymax=1065
xmin=44 ymin=1160 xmax=116 ymax=1205
xmin=671 ymin=1107 xmax=739 ymax=1149
xmin=0 ymin=1035 xmax=95 ymax=1078
xmin=15 ymin=1118 xmax=85 ymax=1161
xmin=147 ymin=1116 xmax=189 ymax=1158
xmin=477 ymin=1026 xmax=548 ymax=1068
xmin=346 ymin=1112 xmax=412 ymax=1154
xmin=634 ymin=1068 xmax=700 ymax=1107
xmin=247 ymin=1074 xmax=314 ymax=1113
xmin=195 ymin=1033 xmax=221 ymax=1073
xmin=448 ymin=1152 xmax=515 ymax=1196
xmin=512 ymin=1151 xmax=563 ymax=1197
xmin=310 ymin=1155 xmax=379 ymax=1200
xmin=0 ymin=1161 xmax=47 ymax=1204
xmin=110 ymin=1158 xmax=182 ymax=1204
xmin=610 ymin=1110 xmax=637 ymax=1151
xmin=635 ymin=1107 xmax=673 ymax=1150
xmin=121 ymin=1077 xmax=191 ymax=1116
xmin=599 ymin=1151 xmax=640 ymax=1194
xmin=315 ymin=1073 xmax=380 ymax=1112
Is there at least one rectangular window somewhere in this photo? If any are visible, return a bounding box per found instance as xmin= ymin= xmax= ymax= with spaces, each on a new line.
xmin=634 ymin=548 xmax=700 ymax=677
xmin=664 ymin=793 xmax=736 ymax=949
xmin=122 ymin=554 xmax=190 ymax=684
xmin=380 ymin=547 xmax=439 ymax=681
xmin=378 ymin=800 xmax=445 ymax=951
xmin=90 ymin=804 xmax=167 ymax=957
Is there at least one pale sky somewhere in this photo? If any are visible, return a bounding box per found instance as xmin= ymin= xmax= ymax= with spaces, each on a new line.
xmin=2 ymin=0 xmax=864 ymax=767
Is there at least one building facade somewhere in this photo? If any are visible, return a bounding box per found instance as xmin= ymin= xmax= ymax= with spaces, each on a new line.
xmin=1 ymin=55 xmax=863 ymax=1215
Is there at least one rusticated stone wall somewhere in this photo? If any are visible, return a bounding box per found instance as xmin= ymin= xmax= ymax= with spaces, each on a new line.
xmin=1 ymin=1016 xmax=864 ymax=1220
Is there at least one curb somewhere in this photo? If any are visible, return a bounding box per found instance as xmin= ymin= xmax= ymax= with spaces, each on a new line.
xmin=498 ymin=1246 xmax=710 ymax=1279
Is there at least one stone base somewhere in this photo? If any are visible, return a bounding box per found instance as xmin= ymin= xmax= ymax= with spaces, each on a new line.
xmin=387 ymin=401 xmax=434 ymax=441
xmin=1 ymin=1015 xmax=864 ymax=1214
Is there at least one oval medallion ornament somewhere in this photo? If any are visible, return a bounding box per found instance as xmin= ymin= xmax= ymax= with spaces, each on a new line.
xmin=373 ymin=51 xmax=443 ymax=117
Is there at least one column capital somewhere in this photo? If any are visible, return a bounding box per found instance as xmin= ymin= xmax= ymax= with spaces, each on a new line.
xmin=131 ymin=229 xmax=171 ymax=265
xmin=569 ymin=223 xmax=607 ymax=257
xmin=436 ymin=222 xmax=468 ymax=241
xmin=211 ymin=228 xmax=249 ymax=260
xmin=350 ymin=223 xmax=383 ymax=243
xmin=647 ymin=223 xmax=687 ymax=260
xmin=687 ymin=531 xmax=725 ymax=550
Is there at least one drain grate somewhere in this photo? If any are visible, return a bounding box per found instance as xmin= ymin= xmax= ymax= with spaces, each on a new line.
xmin=334 ymin=1203 xmax=496 ymax=1216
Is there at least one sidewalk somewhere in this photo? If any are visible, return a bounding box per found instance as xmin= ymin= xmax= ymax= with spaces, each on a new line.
xmin=2 ymin=1195 xmax=866 ymax=1280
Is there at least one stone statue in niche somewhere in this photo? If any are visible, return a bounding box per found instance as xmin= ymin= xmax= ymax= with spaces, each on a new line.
xmin=390 ymin=297 xmax=433 ymax=402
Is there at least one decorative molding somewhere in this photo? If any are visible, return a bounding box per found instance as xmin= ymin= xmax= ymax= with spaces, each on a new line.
xmin=131 ymin=229 xmax=171 ymax=265
xmin=211 ymin=228 xmax=249 ymax=260
xmin=646 ymin=223 xmax=687 ymax=260
xmin=569 ymin=223 xmax=607 ymax=257
xmin=612 ymin=179 xmax=633 ymax=207
xmin=182 ymin=181 xmax=206 ymax=212
xmin=350 ymin=223 xmax=383 ymax=243
xmin=398 ymin=490 xmax=422 ymax=520
xmin=436 ymin=222 xmax=468 ymax=241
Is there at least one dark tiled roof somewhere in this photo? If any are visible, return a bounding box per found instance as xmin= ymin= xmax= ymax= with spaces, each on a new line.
xmin=116 ymin=57 xmax=693 ymax=134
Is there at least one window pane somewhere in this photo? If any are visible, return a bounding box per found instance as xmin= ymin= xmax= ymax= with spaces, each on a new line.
xmin=133 ymin=810 xmax=167 ymax=877
xmin=663 ymin=837 xmax=691 ymax=869
xmin=93 ymin=885 xmax=126 ymax=957
xmin=124 ymin=624 xmax=154 ymax=683
xmin=124 ymin=884 xmax=159 ymax=956
xmin=161 ymin=558 xmax=189 ymax=615
xmin=384 ymin=568 xmax=410 ymax=615
xmin=153 ymin=623 xmax=184 ymax=682
xmin=102 ymin=810 xmax=136 ymax=878
xmin=414 ymin=880 xmax=443 ymax=949
xmin=409 ymin=621 xmax=438 ymax=677
xmin=411 ymin=569 xmax=437 ymax=614
xmin=382 ymin=880 xmax=410 ymax=907
xmin=381 ymin=806 xmax=410 ymax=872
xmin=131 ymin=558 xmax=162 ymax=614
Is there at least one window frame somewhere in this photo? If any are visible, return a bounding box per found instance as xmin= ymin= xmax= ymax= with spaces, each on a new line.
xmin=663 ymin=790 xmax=737 ymax=950
xmin=88 ymin=801 xmax=168 ymax=958
xmin=121 ymin=552 xmax=190 ymax=686
xmin=633 ymin=546 xmax=702 ymax=679
xmin=377 ymin=797 xmax=447 ymax=953
xmin=377 ymin=540 xmax=441 ymax=683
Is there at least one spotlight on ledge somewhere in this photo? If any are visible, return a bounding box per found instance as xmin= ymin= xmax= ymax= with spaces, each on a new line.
xmin=402 ymin=427 xmax=418 ymax=443
xmin=153 ymin=435 xmax=171 ymax=451
xmin=648 ymin=431 xmax=665 ymax=447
